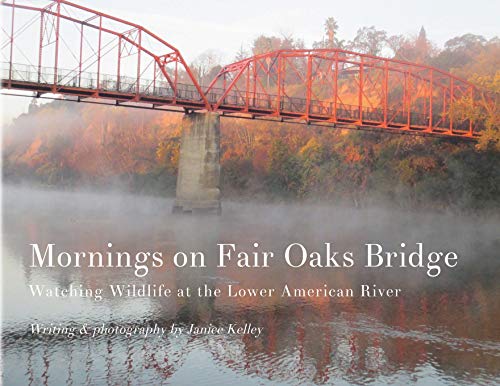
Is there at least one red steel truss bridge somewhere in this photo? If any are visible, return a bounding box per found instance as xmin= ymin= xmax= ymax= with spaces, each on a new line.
xmin=1 ymin=0 xmax=495 ymax=140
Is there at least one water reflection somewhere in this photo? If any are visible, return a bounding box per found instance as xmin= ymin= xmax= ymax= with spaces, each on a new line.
xmin=2 ymin=186 xmax=500 ymax=385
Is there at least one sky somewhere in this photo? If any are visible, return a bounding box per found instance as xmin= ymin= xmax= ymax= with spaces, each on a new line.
xmin=1 ymin=0 xmax=499 ymax=124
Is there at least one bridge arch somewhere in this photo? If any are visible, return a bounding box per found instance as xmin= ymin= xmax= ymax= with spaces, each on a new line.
xmin=2 ymin=0 xmax=210 ymax=109
xmin=205 ymin=49 xmax=489 ymax=137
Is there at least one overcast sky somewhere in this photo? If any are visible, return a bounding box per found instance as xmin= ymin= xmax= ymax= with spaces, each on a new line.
xmin=2 ymin=0 xmax=499 ymax=124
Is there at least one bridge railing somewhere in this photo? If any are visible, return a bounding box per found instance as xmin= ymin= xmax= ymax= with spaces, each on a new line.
xmin=204 ymin=84 xmax=476 ymax=132
xmin=2 ymin=62 xmax=205 ymax=102
xmin=1 ymin=61 xmax=480 ymax=134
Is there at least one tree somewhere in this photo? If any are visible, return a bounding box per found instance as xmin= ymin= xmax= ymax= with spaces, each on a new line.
xmin=267 ymin=139 xmax=302 ymax=196
xmin=386 ymin=34 xmax=406 ymax=57
xmin=156 ymin=137 xmax=179 ymax=173
xmin=393 ymin=26 xmax=436 ymax=63
xmin=415 ymin=27 xmax=428 ymax=57
xmin=325 ymin=17 xmax=338 ymax=48
xmin=234 ymin=45 xmax=249 ymax=61
xmin=191 ymin=50 xmax=222 ymax=86
xmin=313 ymin=17 xmax=344 ymax=49
xmin=252 ymin=34 xmax=301 ymax=55
xmin=298 ymin=137 xmax=326 ymax=196
xmin=348 ymin=26 xmax=387 ymax=56
xmin=443 ymin=38 xmax=500 ymax=151
xmin=445 ymin=33 xmax=487 ymax=52
xmin=469 ymin=72 xmax=500 ymax=151
xmin=433 ymin=34 xmax=487 ymax=71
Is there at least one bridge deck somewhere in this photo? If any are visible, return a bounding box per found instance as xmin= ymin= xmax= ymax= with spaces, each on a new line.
xmin=2 ymin=63 xmax=478 ymax=141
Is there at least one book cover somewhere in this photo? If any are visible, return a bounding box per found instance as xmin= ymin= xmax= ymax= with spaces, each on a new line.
xmin=1 ymin=0 xmax=499 ymax=385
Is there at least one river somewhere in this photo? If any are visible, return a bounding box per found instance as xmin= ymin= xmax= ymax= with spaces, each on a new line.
xmin=2 ymin=185 xmax=499 ymax=385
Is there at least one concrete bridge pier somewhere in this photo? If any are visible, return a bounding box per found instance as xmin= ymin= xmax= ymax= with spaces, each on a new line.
xmin=173 ymin=112 xmax=221 ymax=215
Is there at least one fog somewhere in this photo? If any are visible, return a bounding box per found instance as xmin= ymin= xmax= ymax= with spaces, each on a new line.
xmin=3 ymin=184 xmax=500 ymax=385
xmin=3 ymin=183 xmax=499 ymax=291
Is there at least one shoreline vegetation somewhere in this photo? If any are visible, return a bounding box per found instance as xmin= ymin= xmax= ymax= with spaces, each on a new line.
xmin=2 ymin=22 xmax=499 ymax=213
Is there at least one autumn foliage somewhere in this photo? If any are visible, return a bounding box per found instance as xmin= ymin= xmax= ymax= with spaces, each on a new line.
xmin=3 ymin=21 xmax=499 ymax=211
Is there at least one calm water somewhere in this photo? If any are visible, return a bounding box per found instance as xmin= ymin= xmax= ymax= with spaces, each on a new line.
xmin=2 ymin=186 xmax=500 ymax=385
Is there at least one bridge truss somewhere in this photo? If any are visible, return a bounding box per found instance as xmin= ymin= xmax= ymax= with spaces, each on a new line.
xmin=1 ymin=0 xmax=495 ymax=140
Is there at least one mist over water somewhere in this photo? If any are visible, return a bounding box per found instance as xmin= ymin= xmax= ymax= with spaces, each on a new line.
xmin=2 ymin=184 xmax=500 ymax=385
